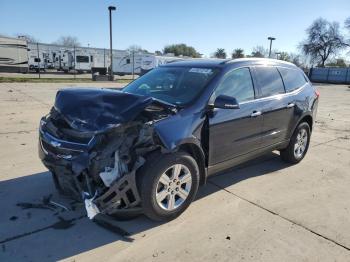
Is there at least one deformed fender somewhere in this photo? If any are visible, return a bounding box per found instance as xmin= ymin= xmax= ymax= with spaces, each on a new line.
xmin=153 ymin=110 xmax=208 ymax=183
xmin=153 ymin=111 xmax=205 ymax=151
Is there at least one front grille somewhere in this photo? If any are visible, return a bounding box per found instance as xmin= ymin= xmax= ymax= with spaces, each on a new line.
xmin=41 ymin=139 xmax=80 ymax=158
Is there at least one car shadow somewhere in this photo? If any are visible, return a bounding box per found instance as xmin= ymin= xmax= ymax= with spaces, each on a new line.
xmin=0 ymin=151 xmax=290 ymax=261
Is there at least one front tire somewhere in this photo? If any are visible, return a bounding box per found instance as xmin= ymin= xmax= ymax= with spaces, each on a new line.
xmin=280 ymin=122 xmax=311 ymax=164
xmin=139 ymin=151 xmax=200 ymax=221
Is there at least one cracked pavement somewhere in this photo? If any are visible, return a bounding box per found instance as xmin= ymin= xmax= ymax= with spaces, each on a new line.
xmin=0 ymin=82 xmax=349 ymax=261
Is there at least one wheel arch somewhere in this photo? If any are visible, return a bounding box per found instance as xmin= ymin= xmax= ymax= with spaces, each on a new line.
xmin=296 ymin=114 xmax=313 ymax=132
xmin=178 ymin=143 xmax=207 ymax=185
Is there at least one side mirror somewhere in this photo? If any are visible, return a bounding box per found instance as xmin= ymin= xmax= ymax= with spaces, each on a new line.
xmin=213 ymin=95 xmax=240 ymax=109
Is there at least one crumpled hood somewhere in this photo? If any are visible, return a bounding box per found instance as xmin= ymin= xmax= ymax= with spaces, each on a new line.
xmin=54 ymin=88 xmax=175 ymax=133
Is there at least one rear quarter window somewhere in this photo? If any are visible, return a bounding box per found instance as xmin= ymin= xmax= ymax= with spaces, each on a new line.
xmin=254 ymin=67 xmax=285 ymax=97
xmin=278 ymin=67 xmax=307 ymax=92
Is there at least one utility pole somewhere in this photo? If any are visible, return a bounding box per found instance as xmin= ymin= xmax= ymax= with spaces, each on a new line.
xmin=73 ymin=45 xmax=76 ymax=79
xmin=268 ymin=37 xmax=276 ymax=58
xmin=132 ymin=51 xmax=135 ymax=80
xmin=108 ymin=6 xmax=116 ymax=81
xmin=36 ymin=42 xmax=40 ymax=79
xmin=103 ymin=48 xmax=106 ymax=69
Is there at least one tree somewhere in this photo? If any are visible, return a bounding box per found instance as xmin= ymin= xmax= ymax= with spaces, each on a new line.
xmin=250 ymin=45 xmax=268 ymax=58
xmin=346 ymin=17 xmax=350 ymax=29
xmin=16 ymin=34 xmax=38 ymax=43
xmin=325 ymin=58 xmax=347 ymax=67
xmin=278 ymin=52 xmax=290 ymax=61
xmin=127 ymin=45 xmax=148 ymax=53
xmin=163 ymin=44 xmax=201 ymax=58
xmin=214 ymin=48 xmax=227 ymax=59
xmin=289 ymin=53 xmax=303 ymax=67
xmin=231 ymin=48 xmax=245 ymax=59
xmin=299 ymin=18 xmax=346 ymax=67
xmin=155 ymin=50 xmax=162 ymax=55
xmin=344 ymin=17 xmax=350 ymax=49
xmin=53 ymin=36 xmax=81 ymax=47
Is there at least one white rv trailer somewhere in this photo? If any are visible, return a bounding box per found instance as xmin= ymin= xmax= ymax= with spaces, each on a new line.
xmin=73 ymin=48 xmax=91 ymax=73
xmin=28 ymin=43 xmax=71 ymax=71
xmin=60 ymin=48 xmax=112 ymax=73
xmin=140 ymin=55 xmax=185 ymax=75
xmin=90 ymin=48 xmax=109 ymax=69
xmin=27 ymin=42 xmax=66 ymax=71
xmin=112 ymin=52 xmax=143 ymax=75
xmin=0 ymin=36 xmax=28 ymax=73
xmin=59 ymin=50 xmax=74 ymax=72
xmin=28 ymin=48 xmax=49 ymax=71
xmin=52 ymin=50 xmax=63 ymax=70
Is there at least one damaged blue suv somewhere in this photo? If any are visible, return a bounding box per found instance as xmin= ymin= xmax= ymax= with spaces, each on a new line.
xmin=39 ymin=58 xmax=319 ymax=221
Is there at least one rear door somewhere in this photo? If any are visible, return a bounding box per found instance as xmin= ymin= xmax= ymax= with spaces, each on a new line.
xmin=208 ymin=67 xmax=263 ymax=165
xmin=252 ymin=66 xmax=291 ymax=147
xmin=277 ymin=67 xmax=309 ymax=137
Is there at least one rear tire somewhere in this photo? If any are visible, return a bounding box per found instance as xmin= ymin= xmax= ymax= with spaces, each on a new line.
xmin=280 ymin=122 xmax=310 ymax=164
xmin=139 ymin=151 xmax=199 ymax=221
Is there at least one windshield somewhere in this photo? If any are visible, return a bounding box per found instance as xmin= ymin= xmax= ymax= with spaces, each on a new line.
xmin=123 ymin=67 xmax=219 ymax=106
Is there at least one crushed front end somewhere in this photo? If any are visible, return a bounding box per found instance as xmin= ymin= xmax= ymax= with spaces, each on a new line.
xmin=38 ymin=88 xmax=176 ymax=218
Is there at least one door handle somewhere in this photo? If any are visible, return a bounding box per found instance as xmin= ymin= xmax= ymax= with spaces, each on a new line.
xmin=287 ymin=103 xmax=295 ymax=108
xmin=251 ymin=111 xmax=262 ymax=117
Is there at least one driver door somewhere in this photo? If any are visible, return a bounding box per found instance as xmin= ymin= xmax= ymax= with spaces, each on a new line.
xmin=208 ymin=67 xmax=263 ymax=166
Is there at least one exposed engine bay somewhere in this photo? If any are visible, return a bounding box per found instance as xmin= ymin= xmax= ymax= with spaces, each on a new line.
xmin=39 ymin=88 xmax=177 ymax=219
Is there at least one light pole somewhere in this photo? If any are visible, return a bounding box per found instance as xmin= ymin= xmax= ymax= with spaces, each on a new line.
xmin=268 ymin=37 xmax=276 ymax=58
xmin=108 ymin=6 xmax=116 ymax=81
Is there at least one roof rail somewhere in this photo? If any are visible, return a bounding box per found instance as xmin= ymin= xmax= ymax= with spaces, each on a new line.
xmin=219 ymin=59 xmax=232 ymax=64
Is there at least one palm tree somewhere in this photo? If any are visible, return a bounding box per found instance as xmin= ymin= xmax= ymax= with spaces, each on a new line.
xmin=231 ymin=48 xmax=245 ymax=59
xmin=214 ymin=48 xmax=227 ymax=59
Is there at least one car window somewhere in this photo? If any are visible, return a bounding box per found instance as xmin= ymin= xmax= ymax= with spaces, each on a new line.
xmin=255 ymin=67 xmax=285 ymax=97
xmin=278 ymin=67 xmax=307 ymax=92
xmin=213 ymin=68 xmax=255 ymax=103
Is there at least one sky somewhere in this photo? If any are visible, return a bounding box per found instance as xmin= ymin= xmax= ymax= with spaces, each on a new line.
xmin=1 ymin=0 xmax=349 ymax=57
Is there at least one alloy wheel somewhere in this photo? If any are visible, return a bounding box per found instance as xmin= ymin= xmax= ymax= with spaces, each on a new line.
xmin=294 ymin=128 xmax=308 ymax=159
xmin=155 ymin=164 xmax=192 ymax=211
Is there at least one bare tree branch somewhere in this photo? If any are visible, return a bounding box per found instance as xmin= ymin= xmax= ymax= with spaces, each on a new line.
xmin=53 ymin=36 xmax=81 ymax=47
xmin=299 ymin=18 xmax=346 ymax=67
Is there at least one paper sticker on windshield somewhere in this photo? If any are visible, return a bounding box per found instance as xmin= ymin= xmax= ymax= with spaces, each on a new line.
xmin=189 ymin=68 xmax=213 ymax=74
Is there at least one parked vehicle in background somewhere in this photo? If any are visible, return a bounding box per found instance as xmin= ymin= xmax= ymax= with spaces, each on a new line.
xmin=60 ymin=50 xmax=74 ymax=73
xmin=0 ymin=36 xmax=28 ymax=73
xmin=28 ymin=51 xmax=48 ymax=72
xmin=39 ymin=58 xmax=319 ymax=221
xmin=140 ymin=54 xmax=185 ymax=75
xmin=0 ymin=38 xmax=171 ymax=76
xmin=52 ymin=50 xmax=63 ymax=71
xmin=113 ymin=52 xmax=143 ymax=75
xmin=90 ymin=48 xmax=109 ymax=73
xmin=74 ymin=49 xmax=91 ymax=73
